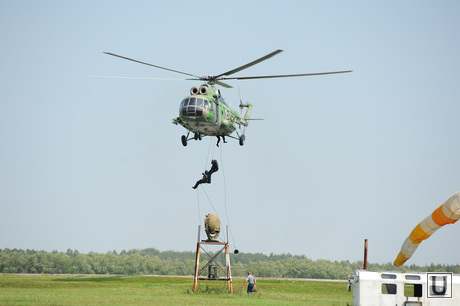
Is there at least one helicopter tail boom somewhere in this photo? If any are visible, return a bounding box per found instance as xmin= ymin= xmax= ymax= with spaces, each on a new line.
xmin=240 ymin=103 xmax=253 ymax=121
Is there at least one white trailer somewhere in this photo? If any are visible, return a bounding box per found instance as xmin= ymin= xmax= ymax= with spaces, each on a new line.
xmin=352 ymin=269 xmax=460 ymax=305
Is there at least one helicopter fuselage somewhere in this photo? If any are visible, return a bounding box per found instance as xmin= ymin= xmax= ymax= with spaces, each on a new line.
xmin=172 ymin=84 xmax=251 ymax=145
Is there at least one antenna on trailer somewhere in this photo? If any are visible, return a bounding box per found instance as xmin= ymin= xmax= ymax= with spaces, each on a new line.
xmin=363 ymin=239 xmax=368 ymax=270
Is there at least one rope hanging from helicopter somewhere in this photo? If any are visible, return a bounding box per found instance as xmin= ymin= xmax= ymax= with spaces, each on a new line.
xmin=219 ymin=145 xmax=238 ymax=249
xmin=195 ymin=137 xmax=238 ymax=250
xmin=195 ymin=137 xmax=220 ymax=238
xmin=196 ymin=138 xmax=216 ymax=225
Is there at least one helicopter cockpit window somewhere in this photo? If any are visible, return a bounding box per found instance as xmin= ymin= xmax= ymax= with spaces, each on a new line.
xmin=196 ymin=98 xmax=203 ymax=106
xmin=180 ymin=98 xmax=188 ymax=116
xmin=189 ymin=98 xmax=196 ymax=106
xmin=186 ymin=106 xmax=195 ymax=115
xmin=204 ymin=100 xmax=209 ymax=109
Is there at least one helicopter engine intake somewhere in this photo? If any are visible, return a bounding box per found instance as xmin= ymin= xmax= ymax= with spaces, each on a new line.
xmin=190 ymin=86 xmax=200 ymax=95
xmin=199 ymin=85 xmax=208 ymax=95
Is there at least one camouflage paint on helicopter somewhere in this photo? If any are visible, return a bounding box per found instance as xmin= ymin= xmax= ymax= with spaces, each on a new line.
xmin=172 ymin=84 xmax=251 ymax=146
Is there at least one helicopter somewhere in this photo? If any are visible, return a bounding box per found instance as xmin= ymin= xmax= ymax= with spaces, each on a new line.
xmin=103 ymin=50 xmax=352 ymax=146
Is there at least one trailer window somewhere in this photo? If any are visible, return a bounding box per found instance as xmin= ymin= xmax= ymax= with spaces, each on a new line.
xmin=405 ymin=275 xmax=421 ymax=281
xmin=381 ymin=274 xmax=397 ymax=279
xmin=382 ymin=284 xmax=397 ymax=294
xmin=404 ymin=283 xmax=423 ymax=297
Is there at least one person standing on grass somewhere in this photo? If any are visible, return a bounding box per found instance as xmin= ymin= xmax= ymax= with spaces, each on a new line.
xmin=243 ymin=271 xmax=257 ymax=294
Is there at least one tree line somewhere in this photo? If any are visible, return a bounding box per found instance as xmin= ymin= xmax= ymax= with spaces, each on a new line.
xmin=1 ymin=248 xmax=459 ymax=279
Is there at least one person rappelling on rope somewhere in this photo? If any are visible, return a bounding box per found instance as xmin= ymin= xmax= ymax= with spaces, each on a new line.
xmin=192 ymin=160 xmax=219 ymax=189
xmin=216 ymin=135 xmax=227 ymax=147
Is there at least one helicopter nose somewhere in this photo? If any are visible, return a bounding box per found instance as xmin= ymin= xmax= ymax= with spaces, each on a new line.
xmin=180 ymin=97 xmax=208 ymax=118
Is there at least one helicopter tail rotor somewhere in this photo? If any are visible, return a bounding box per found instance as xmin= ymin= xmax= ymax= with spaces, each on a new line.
xmin=238 ymin=86 xmax=244 ymax=115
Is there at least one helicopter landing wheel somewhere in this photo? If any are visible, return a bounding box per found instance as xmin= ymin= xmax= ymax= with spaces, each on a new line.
xmin=239 ymin=135 xmax=245 ymax=146
xmin=181 ymin=135 xmax=188 ymax=146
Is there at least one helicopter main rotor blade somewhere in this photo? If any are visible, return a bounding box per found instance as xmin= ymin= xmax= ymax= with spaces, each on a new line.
xmin=220 ymin=70 xmax=353 ymax=81
xmin=104 ymin=52 xmax=200 ymax=78
xmin=86 ymin=75 xmax=188 ymax=80
xmin=184 ymin=78 xmax=233 ymax=88
xmin=215 ymin=80 xmax=233 ymax=88
xmin=214 ymin=49 xmax=284 ymax=78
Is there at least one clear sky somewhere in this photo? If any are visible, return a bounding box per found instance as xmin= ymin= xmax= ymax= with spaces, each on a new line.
xmin=1 ymin=1 xmax=460 ymax=266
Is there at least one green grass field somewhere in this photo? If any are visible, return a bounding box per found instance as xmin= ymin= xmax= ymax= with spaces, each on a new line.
xmin=0 ymin=274 xmax=353 ymax=305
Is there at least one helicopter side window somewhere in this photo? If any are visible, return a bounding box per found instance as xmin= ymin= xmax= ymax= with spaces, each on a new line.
xmin=204 ymin=100 xmax=209 ymax=109
xmin=189 ymin=98 xmax=196 ymax=106
xmin=219 ymin=97 xmax=229 ymax=107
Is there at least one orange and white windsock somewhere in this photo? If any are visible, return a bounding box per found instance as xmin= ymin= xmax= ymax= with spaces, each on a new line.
xmin=394 ymin=191 xmax=460 ymax=266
